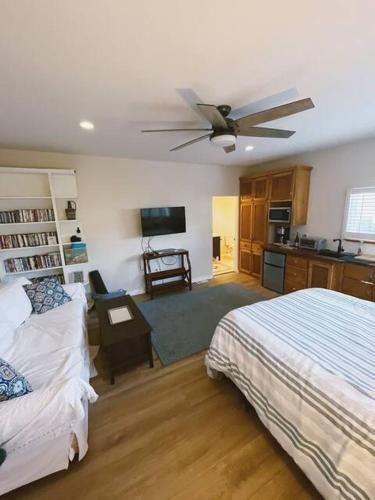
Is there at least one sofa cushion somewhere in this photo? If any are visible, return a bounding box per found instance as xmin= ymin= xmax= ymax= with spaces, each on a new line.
xmin=24 ymin=277 xmax=71 ymax=314
xmin=0 ymin=358 xmax=32 ymax=402
xmin=0 ymin=278 xmax=32 ymax=329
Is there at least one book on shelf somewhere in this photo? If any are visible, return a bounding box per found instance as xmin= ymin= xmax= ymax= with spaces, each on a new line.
xmin=4 ymin=252 xmax=62 ymax=273
xmin=0 ymin=208 xmax=55 ymax=224
xmin=0 ymin=231 xmax=58 ymax=249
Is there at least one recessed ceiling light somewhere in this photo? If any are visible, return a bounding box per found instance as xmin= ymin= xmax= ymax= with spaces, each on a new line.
xmin=245 ymin=145 xmax=254 ymax=151
xmin=79 ymin=120 xmax=94 ymax=131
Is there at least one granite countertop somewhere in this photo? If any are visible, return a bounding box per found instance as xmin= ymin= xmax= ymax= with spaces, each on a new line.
xmin=264 ymin=244 xmax=375 ymax=267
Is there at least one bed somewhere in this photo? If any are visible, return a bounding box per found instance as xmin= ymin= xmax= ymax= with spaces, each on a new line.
xmin=205 ymin=288 xmax=375 ymax=500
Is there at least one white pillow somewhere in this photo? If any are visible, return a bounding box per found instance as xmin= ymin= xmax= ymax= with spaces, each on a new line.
xmin=0 ymin=278 xmax=32 ymax=329
xmin=0 ymin=320 xmax=15 ymax=355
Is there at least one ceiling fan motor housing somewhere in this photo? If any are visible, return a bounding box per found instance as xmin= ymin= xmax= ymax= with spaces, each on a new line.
xmin=217 ymin=104 xmax=231 ymax=117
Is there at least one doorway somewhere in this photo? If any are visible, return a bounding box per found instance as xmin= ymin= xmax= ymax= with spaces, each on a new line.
xmin=212 ymin=196 xmax=238 ymax=276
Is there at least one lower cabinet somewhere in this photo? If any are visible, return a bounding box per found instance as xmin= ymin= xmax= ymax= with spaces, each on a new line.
xmin=284 ymin=255 xmax=340 ymax=294
xmin=239 ymin=242 xmax=263 ymax=277
xmin=341 ymin=263 xmax=375 ymax=301
xmin=239 ymin=246 xmax=251 ymax=273
xmin=264 ymin=249 xmax=375 ymax=301
xmin=284 ymin=255 xmax=308 ymax=293
xmin=250 ymin=243 xmax=263 ymax=278
xmin=308 ymin=260 xmax=336 ymax=289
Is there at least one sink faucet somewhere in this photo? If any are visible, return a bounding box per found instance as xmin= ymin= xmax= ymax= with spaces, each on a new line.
xmin=333 ymin=238 xmax=344 ymax=254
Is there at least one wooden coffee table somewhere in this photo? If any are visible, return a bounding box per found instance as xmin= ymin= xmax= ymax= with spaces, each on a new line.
xmin=95 ymin=295 xmax=153 ymax=384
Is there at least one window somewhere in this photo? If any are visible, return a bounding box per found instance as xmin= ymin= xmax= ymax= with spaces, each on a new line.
xmin=343 ymin=187 xmax=375 ymax=241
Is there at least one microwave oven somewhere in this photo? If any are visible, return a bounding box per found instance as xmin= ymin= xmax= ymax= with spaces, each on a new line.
xmin=268 ymin=207 xmax=291 ymax=223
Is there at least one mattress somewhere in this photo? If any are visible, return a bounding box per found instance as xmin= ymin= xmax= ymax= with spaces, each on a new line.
xmin=205 ymin=288 xmax=375 ymax=500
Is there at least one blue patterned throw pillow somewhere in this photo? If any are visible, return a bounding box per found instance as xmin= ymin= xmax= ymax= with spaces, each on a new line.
xmin=0 ymin=358 xmax=32 ymax=402
xmin=24 ymin=277 xmax=72 ymax=314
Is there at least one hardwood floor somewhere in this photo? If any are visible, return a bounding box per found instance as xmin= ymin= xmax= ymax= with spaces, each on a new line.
xmin=5 ymin=273 xmax=320 ymax=500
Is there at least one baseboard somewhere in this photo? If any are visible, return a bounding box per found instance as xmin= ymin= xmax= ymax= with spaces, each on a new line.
xmin=129 ymin=274 xmax=213 ymax=296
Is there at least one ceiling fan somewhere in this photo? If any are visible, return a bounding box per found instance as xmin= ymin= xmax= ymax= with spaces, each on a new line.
xmin=141 ymin=94 xmax=315 ymax=153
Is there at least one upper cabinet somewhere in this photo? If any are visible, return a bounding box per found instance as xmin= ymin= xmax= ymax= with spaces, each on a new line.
xmin=240 ymin=180 xmax=253 ymax=201
xmin=240 ymin=166 xmax=312 ymax=226
xmin=270 ymin=171 xmax=294 ymax=201
xmin=253 ymin=177 xmax=269 ymax=200
xmin=290 ymin=167 xmax=312 ymax=225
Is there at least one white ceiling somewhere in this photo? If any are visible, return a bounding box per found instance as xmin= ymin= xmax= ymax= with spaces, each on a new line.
xmin=1 ymin=0 xmax=375 ymax=166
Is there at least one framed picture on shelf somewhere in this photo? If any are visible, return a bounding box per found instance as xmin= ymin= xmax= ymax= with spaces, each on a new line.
xmin=63 ymin=244 xmax=88 ymax=265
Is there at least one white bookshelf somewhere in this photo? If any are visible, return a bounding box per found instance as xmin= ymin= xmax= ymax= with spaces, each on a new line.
xmin=0 ymin=167 xmax=89 ymax=284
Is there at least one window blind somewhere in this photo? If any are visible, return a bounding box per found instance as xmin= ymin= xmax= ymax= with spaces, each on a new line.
xmin=343 ymin=187 xmax=375 ymax=241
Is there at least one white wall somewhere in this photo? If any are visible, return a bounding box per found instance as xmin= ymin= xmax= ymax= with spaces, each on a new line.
xmin=0 ymin=149 xmax=242 ymax=293
xmin=240 ymin=137 xmax=375 ymax=253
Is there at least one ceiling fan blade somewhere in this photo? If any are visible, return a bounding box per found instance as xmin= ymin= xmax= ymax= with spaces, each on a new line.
xmin=238 ymin=127 xmax=296 ymax=138
xmin=223 ymin=144 xmax=236 ymax=153
xmin=230 ymin=88 xmax=299 ymax=120
xmin=236 ymin=98 xmax=315 ymax=128
xmin=196 ymin=104 xmax=228 ymax=128
xmin=170 ymin=133 xmax=211 ymax=152
xmin=142 ymin=128 xmax=212 ymax=133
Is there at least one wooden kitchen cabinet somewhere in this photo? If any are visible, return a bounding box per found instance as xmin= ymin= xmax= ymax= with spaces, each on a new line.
xmin=251 ymin=201 xmax=267 ymax=243
xmin=253 ymin=176 xmax=269 ymax=200
xmin=239 ymin=243 xmax=251 ymax=274
xmin=239 ymin=166 xmax=312 ymax=279
xmin=240 ymin=180 xmax=253 ymax=201
xmin=340 ymin=263 xmax=375 ymax=301
xmin=270 ymin=171 xmax=294 ymax=201
xmin=251 ymin=243 xmax=263 ymax=278
xmin=248 ymin=201 xmax=267 ymax=278
xmin=239 ymin=202 xmax=252 ymax=242
xmin=308 ymin=260 xmax=335 ymax=289
xmin=284 ymin=254 xmax=308 ymax=293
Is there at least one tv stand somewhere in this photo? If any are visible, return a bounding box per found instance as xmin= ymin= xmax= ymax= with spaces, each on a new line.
xmin=142 ymin=249 xmax=192 ymax=299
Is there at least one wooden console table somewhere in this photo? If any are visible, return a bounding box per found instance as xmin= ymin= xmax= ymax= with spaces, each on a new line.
xmin=143 ymin=249 xmax=192 ymax=299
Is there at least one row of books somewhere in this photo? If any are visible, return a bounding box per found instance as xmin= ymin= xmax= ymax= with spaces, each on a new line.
xmin=4 ymin=252 xmax=62 ymax=274
xmin=0 ymin=209 xmax=55 ymax=224
xmin=0 ymin=232 xmax=58 ymax=249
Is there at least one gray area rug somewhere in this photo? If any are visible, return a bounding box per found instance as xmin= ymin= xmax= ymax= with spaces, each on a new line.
xmin=139 ymin=283 xmax=266 ymax=366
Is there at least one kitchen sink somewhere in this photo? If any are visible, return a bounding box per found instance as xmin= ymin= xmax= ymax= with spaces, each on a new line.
xmin=317 ymin=249 xmax=356 ymax=260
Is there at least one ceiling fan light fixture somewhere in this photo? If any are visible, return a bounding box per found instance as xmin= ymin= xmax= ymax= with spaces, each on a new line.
xmin=79 ymin=120 xmax=95 ymax=131
xmin=210 ymin=134 xmax=236 ymax=148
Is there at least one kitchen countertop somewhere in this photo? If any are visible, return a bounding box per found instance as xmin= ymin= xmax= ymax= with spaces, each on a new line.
xmin=264 ymin=244 xmax=375 ymax=267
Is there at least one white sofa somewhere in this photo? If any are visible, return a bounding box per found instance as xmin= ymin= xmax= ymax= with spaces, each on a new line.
xmin=0 ymin=281 xmax=98 ymax=495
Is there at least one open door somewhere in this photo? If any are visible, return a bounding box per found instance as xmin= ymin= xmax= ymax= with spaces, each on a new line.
xmin=212 ymin=196 xmax=239 ymax=276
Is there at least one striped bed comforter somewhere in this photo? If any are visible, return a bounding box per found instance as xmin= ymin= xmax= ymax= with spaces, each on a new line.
xmin=205 ymin=288 xmax=375 ymax=500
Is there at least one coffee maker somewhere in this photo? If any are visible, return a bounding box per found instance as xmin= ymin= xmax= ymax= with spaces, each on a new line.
xmin=275 ymin=225 xmax=290 ymax=244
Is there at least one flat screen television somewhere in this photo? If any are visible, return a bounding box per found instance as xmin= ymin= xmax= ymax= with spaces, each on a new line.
xmin=140 ymin=206 xmax=186 ymax=237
